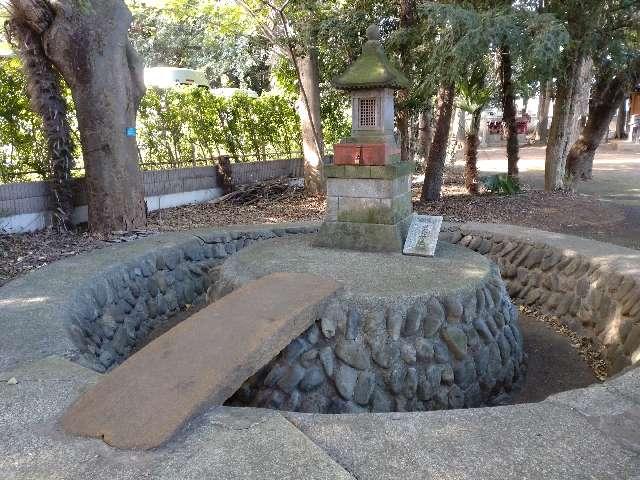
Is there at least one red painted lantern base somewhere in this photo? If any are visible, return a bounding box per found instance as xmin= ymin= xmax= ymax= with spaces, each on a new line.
xmin=334 ymin=143 xmax=398 ymax=166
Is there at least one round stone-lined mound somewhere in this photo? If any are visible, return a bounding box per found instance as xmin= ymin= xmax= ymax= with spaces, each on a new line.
xmin=220 ymin=234 xmax=527 ymax=413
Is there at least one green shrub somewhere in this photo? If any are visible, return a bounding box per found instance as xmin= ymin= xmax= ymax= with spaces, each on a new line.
xmin=137 ymin=86 xmax=302 ymax=169
xmin=0 ymin=58 xmax=50 ymax=183
xmin=481 ymin=174 xmax=521 ymax=195
xmin=1 ymin=58 xmax=304 ymax=182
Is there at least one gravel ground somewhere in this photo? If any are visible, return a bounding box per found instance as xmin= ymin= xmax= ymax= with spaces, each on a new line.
xmin=1 ymin=178 xmax=636 ymax=288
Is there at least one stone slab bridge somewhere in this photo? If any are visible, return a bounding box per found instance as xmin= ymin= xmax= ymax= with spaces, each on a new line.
xmin=1 ymin=222 xmax=639 ymax=479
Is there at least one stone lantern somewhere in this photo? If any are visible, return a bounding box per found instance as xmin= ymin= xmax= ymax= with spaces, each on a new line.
xmin=315 ymin=24 xmax=413 ymax=252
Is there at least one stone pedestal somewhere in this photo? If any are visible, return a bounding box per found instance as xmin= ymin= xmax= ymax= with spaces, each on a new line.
xmin=219 ymin=235 xmax=527 ymax=413
xmin=315 ymin=163 xmax=413 ymax=252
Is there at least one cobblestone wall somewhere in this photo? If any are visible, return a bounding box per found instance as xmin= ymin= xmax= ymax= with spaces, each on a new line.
xmin=61 ymin=222 xmax=639 ymax=412
xmin=228 ymin=263 xmax=526 ymax=413
xmin=68 ymin=226 xmax=317 ymax=373
xmin=441 ymin=226 xmax=640 ymax=374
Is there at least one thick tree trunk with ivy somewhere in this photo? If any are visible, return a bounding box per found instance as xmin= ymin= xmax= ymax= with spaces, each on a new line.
xmin=464 ymin=110 xmax=482 ymax=194
xmin=421 ymin=83 xmax=455 ymax=202
xmin=498 ymin=44 xmax=519 ymax=177
xmin=295 ymin=47 xmax=324 ymax=195
xmin=535 ymin=80 xmax=552 ymax=144
xmin=614 ymin=98 xmax=628 ymax=139
xmin=6 ymin=18 xmax=75 ymax=230
xmin=545 ymin=51 xmax=593 ymax=190
xmin=9 ymin=0 xmax=146 ymax=233
xmin=417 ymin=101 xmax=433 ymax=163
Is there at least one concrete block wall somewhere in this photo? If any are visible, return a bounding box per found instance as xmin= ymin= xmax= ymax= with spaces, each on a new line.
xmin=0 ymin=159 xmax=303 ymax=233
xmin=230 ymin=158 xmax=303 ymax=187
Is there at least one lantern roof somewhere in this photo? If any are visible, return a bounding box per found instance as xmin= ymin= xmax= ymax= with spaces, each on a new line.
xmin=333 ymin=24 xmax=410 ymax=91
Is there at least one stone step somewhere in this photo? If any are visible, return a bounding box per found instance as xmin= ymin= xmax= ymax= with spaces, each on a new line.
xmin=62 ymin=272 xmax=339 ymax=450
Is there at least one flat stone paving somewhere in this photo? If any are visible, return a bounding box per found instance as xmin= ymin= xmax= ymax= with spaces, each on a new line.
xmin=62 ymin=272 xmax=339 ymax=449
xmin=286 ymin=386 xmax=640 ymax=480
xmin=0 ymin=357 xmax=354 ymax=479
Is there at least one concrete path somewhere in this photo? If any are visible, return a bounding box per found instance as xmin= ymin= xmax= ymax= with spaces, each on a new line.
xmin=287 ymin=373 xmax=640 ymax=479
xmin=1 ymin=356 xmax=354 ymax=479
xmin=2 ymin=355 xmax=639 ymax=479
xmin=468 ymin=143 xmax=640 ymax=207
xmin=62 ymin=272 xmax=339 ymax=449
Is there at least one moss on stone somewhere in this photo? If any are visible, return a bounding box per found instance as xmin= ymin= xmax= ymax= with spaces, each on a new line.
xmin=369 ymin=163 xmax=414 ymax=179
xmin=326 ymin=164 xmax=414 ymax=180
xmin=338 ymin=206 xmax=395 ymax=224
xmin=314 ymin=218 xmax=412 ymax=253
xmin=324 ymin=165 xmax=345 ymax=178
xmin=336 ymin=194 xmax=411 ymax=225
xmin=333 ymin=39 xmax=409 ymax=91
xmin=344 ymin=166 xmax=371 ymax=178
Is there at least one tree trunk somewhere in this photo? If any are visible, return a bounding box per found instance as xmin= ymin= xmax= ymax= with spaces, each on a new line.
xmin=7 ymin=18 xmax=75 ymax=230
xmin=464 ymin=110 xmax=482 ymax=194
xmin=295 ymin=47 xmax=324 ymax=195
xmin=397 ymin=93 xmax=410 ymax=162
xmin=12 ymin=0 xmax=148 ymax=232
xmin=397 ymin=0 xmax=416 ymax=162
xmin=545 ymin=51 xmax=593 ymax=190
xmin=535 ymin=80 xmax=552 ymax=143
xmin=567 ymin=61 xmax=640 ymax=182
xmin=498 ymin=43 xmax=519 ymax=177
xmin=417 ymin=100 xmax=433 ymax=163
xmin=456 ymin=109 xmax=466 ymax=142
xmin=615 ymin=97 xmax=628 ymax=139
xmin=420 ymin=83 xmax=455 ymax=202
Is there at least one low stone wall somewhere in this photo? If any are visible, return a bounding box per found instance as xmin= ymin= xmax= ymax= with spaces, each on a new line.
xmin=1 ymin=221 xmax=637 ymax=397
xmin=220 ymin=235 xmax=526 ymax=413
xmin=230 ymin=158 xmax=304 ymax=186
xmin=0 ymin=159 xmax=304 ymax=233
xmin=441 ymin=223 xmax=640 ymax=374
xmin=227 ymin=268 xmax=524 ymax=413
xmin=68 ymin=225 xmax=318 ymax=373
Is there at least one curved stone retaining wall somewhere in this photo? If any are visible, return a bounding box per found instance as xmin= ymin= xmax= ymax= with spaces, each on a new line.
xmin=227 ymin=264 xmax=525 ymax=413
xmin=2 ymin=221 xmax=637 ymax=393
xmin=65 ymin=225 xmax=318 ymax=373
xmin=219 ymin=236 xmax=526 ymax=413
xmin=441 ymin=223 xmax=640 ymax=374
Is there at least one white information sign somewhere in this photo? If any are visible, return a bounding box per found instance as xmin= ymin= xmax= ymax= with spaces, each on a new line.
xmin=403 ymin=215 xmax=443 ymax=257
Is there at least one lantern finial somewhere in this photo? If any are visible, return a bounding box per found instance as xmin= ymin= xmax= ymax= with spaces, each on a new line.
xmin=366 ymin=24 xmax=380 ymax=41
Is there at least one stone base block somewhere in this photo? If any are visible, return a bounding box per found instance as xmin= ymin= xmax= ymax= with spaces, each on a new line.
xmin=313 ymin=216 xmax=412 ymax=252
xmin=325 ymin=163 xmax=414 ymax=180
xmin=326 ymin=175 xmax=410 ymax=199
xmin=326 ymin=192 xmax=412 ymax=225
